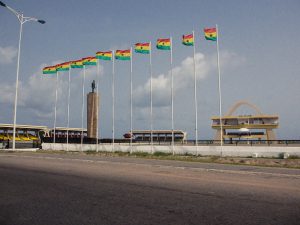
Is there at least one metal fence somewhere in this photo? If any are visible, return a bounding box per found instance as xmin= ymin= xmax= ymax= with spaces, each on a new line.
xmin=0 ymin=140 xmax=40 ymax=149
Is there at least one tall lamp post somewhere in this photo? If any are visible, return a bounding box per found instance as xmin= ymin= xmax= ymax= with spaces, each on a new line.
xmin=0 ymin=1 xmax=45 ymax=149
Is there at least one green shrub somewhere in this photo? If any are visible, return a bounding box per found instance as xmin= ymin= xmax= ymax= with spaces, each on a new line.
xmin=277 ymin=153 xmax=285 ymax=159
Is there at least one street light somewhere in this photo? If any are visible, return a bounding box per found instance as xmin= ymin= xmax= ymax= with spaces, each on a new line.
xmin=0 ymin=1 xmax=45 ymax=149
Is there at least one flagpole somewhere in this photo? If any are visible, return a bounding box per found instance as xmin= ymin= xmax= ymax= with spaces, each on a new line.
xmin=53 ymin=71 xmax=59 ymax=145
xmin=130 ymin=47 xmax=133 ymax=154
xmin=96 ymin=60 xmax=100 ymax=152
xmin=81 ymin=65 xmax=86 ymax=151
xmin=149 ymin=41 xmax=153 ymax=154
xmin=193 ymin=30 xmax=198 ymax=155
xmin=216 ymin=24 xmax=223 ymax=154
xmin=112 ymin=51 xmax=115 ymax=151
xmin=66 ymin=67 xmax=71 ymax=151
xmin=170 ymin=36 xmax=175 ymax=155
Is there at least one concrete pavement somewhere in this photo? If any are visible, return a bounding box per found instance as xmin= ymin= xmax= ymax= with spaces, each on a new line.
xmin=0 ymin=152 xmax=299 ymax=225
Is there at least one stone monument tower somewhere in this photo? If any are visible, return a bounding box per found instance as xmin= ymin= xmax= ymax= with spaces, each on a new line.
xmin=87 ymin=80 xmax=99 ymax=138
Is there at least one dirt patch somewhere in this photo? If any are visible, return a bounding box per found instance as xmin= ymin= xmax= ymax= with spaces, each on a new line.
xmin=212 ymin=157 xmax=300 ymax=168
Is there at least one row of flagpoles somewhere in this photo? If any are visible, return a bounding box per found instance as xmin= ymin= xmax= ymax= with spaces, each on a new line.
xmin=42 ymin=26 xmax=223 ymax=154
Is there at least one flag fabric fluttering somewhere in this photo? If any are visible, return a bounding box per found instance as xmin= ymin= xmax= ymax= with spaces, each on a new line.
xmin=71 ymin=60 xmax=84 ymax=68
xmin=115 ymin=49 xmax=131 ymax=60
xmin=43 ymin=66 xmax=57 ymax=74
xmin=204 ymin=27 xmax=217 ymax=41
xmin=96 ymin=51 xmax=113 ymax=60
xmin=134 ymin=43 xmax=150 ymax=54
xmin=156 ymin=38 xmax=171 ymax=50
xmin=82 ymin=57 xmax=97 ymax=66
xmin=56 ymin=62 xmax=70 ymax=71
xmin=182 ymin=33 xmax=194 ymax=46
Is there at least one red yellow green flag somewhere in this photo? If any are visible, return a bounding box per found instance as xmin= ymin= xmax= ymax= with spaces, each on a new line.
xmin=96 ymin=51 xmax=112 ymax=60
xmin=71 ymin=60 xmax=84 ymax=68
xmin=42 ymin=66 xmax=57 ymax=74
xmin=82 ymin=57 xmax=97 ymax=66
xmin=156 ymin=38 xmax=171 ymax=50
xmin=135 ymin=43 xmax=150 ymax=54
xmin=204 ymin=28 xmax=217 ymax=41
xmin=56 ymin=62 xmax=70 ymax=71
xmin=115 ymin=49 xmax=131 ymax=60
xmin=182 ymin=34 xmax=194 ymax=46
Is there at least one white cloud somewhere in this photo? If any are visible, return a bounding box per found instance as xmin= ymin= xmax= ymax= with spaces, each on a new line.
xmin=133 ymin=50 xmax=245 ymax=109
xmin=0 ymin=83 xmax=15 ymax=104
xmin=218 ymin=51 xmax=246 ymax=69
xmin=79 ymin=66 xmax=102 ymax=78
xmin=0 ymin=63 xmax=104 ymax=121
xmin=133 ymin=52 xmax=210 ymax=108
xmin=0 ymin=46 xmax=17 ymax=64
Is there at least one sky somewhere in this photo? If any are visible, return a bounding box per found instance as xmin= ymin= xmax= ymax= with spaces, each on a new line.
xmin=0 ymin=0 xmax=299 ymax=139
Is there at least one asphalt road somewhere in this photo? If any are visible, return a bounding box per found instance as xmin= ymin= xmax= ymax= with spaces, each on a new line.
xmin=0 ymin=152 xmax=299 ymax=225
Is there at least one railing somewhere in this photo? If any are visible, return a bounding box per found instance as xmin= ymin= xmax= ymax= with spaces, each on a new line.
xmin=3 ymin=137 xmax=299 ymax=149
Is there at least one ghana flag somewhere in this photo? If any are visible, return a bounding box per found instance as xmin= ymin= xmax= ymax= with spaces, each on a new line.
xmin=71 ymin=60 xmax=84 ymax=68
xmin=204 ymin=28 xmax=217 ymax=41
xmin=182 ymin=34 xmax=194 ymax=46
xmin=135 ymin=43 xmax=150 ymax=54
xmin=82 ymin=57 xmax=97 ymax=66
xmin=96 ymin=51 xmax=112 ymax=60
xmin=43 ymin=66 xmax=57 ymax=74
xmin=56 ymin=62 xmax=70 ymax=71
xmin=115 ymin=49 xmax=131 ymax=60
xmin=156 ymin=38 xmax=171 ymax=50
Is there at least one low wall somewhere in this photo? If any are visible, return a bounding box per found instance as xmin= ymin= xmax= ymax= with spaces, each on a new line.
xmin=1 ymin=148 xmax=39 ymax=152
xmin=42 ymin=143 xmax=300 ymax=158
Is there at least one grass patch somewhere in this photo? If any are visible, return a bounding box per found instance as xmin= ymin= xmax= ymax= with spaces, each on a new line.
xmin=132 ymin=152 xmax=149 ymax=157
xmin=36 ymin=150 xmax=68 ymax=154
xmin=184 ymin=152 xmax=198 ymax=157
xmin=288 ymin=155 xmax=300 ymax=159
xmin=210 ymin=155 xmax=220 ymax=161
xmin=153 ymin=151 xmax=172 ymax=157
xmin=85 ymin=150 xmax=97 ymax=154
xmin=7 ymin=149 xmax=300 ymax=169
xmin=113 ymin=151 xmax=130 ymax=156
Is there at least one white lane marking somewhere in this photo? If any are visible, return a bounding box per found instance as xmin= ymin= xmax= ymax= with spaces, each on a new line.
xmin=1 ymin=154 xmax=300 ymax=179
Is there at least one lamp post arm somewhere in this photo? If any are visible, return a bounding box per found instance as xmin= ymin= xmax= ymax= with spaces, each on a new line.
xmin=6 ymin=5 xmax=18 ymax=15
xmin=23 ymin=16 xmax=38 ymax=24
xmin=0 ymin=2 xmax=45 ymax=24
xmin=23 ymin=16 xmax=45 ymax=24
xmin=2 ymin=3 xmax=23 ymax=22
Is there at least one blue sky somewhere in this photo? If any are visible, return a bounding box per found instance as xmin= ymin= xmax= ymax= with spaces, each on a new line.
xmin=0 ymin=0 xmax=299 ymax=139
